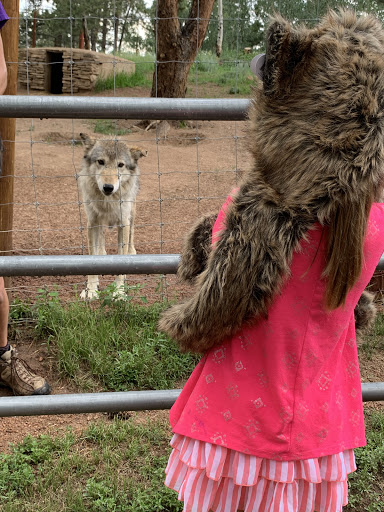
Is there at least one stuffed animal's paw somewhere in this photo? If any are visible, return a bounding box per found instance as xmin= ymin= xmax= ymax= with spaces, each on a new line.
xmin=178 ymin=213 xmax=217 ymax=283
xmin=158 ymin=303 xmax=216 ymax=354
xmin=355 ymin=290 xmax=377 ymax=337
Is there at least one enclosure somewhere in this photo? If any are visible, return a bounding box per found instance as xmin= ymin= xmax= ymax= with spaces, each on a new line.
xmin=0 ymin=1 xmax=384 ymax=510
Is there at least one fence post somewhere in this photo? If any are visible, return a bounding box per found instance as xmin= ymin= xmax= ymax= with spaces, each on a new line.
xmin=0 ymin=0 xmax=19 ymax=290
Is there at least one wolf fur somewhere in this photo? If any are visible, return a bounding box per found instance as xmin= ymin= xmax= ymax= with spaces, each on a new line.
xmin=78 ymin=133 xmax=147 ymax=299
xmin=159 ymin=10 xmax=384 ymax=353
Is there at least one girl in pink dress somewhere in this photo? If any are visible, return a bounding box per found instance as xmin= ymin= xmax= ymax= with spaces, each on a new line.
xmin=159 ymin=10 xmax=384 ymax=512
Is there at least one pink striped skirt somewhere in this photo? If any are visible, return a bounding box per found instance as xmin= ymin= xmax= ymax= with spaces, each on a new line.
xmin=165 ymin=434 xmax=356 ymax=512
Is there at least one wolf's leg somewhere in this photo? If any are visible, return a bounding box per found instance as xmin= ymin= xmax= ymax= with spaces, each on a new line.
xmin=114 ymin=204 xmax=136 ymax=295
xmin=127 ymin=201 xmax=136 ymax=255
xmin=81 ymin=224 xmax=105 ymax=299
xmin=113 ymin=223 xmax=130 ymax=295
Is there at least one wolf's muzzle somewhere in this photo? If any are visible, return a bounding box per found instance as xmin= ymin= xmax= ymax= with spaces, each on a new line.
xmin=103 ymin=184 xmax=114 ymax=195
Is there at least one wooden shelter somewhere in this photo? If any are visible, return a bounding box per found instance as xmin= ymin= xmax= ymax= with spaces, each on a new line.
xmin=18 ymin=48 xmax=135 ymax=93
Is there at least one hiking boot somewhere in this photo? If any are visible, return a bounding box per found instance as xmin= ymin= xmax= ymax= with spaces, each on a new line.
xmin=0 ymin=345 xmax=51 ymax=396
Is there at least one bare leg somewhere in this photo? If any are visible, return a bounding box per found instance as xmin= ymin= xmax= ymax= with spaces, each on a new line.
xmin=0 ymin=277 xmax=8 ymax=348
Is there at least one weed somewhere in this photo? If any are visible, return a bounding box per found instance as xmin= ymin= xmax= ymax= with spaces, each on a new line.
xmin=359 ymin=312 xmax=384 ymax=358
xmin=93 ymin=120 xmax=131 ymax=136
xmin=25 ymin=285 xmax=198 ymax=391
xmin=189 ymin=50 xmax=254 ymax=96
xmin=117 ymin=52 xmax=155 ymax=75
xmin=1 ymin=417 xmax=182 ymax=511
xmin=94 ymin=70 xmax=151 ymax=92
xmin=9 ymin=298 xmax=33 ymax=321
xmin=346 ymin=410 xmax=384 ymax=511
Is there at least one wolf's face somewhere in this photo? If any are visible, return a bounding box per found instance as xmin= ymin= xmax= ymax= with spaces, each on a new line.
xmin=80 ymin=134 xmax=146 ymax=196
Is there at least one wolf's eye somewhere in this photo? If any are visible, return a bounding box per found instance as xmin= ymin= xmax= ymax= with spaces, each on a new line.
xmin=97 ymin=159 xmax=105 ymax=165
xmin=118 ymin=162 xmax=124 ymax=168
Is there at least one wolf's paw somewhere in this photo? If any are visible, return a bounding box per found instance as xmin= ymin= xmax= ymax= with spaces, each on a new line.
xmin=112 ymin=285 xmax=126 ymax=300
xmin=80 ymin=288 xmax=98 ymax=300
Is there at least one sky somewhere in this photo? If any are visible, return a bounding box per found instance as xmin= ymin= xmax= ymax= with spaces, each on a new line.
xmin=19 ymin=1 xmax=52 ymax=12
xmin=19 ymin=1 xmax=152 ymax=12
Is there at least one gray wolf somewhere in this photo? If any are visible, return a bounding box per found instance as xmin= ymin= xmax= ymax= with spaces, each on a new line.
xmin=159 ymin=10 xmax=384 ymax=352
xmin=78 ymin=133 xmax=147 ymax=299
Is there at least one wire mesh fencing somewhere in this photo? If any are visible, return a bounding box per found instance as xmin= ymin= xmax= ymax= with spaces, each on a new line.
xmin=9 ymin=1 xmax=384 ymax=307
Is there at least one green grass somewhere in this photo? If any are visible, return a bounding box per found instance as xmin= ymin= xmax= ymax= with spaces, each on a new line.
xmin=93 ymin=119 xmax=131 ymax=136
xmin=24 ymin=285 xmax=199 ymax=392
xmin=189 ymin=50 xmax=255 ymax=95
xmin=359 ymin=308 xmax=384 ymax=358
xmin=5 ymin=294 xmax=384 ymax=510
xmin=94 ymin=70 xmax=152 ymax=92
xmin=117 ymin=52 xmax=155 ymax=75
xmin=92 ymin=50 xmax=254 ymax=95
xmin=346 ymin=410 xmax=384 ymax=511
xmin=0 ymin=417 xmax=183 ymax=512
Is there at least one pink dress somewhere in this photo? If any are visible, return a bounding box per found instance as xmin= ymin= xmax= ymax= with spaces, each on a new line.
xmin=165 ymin=197 xmax=384 ymax=512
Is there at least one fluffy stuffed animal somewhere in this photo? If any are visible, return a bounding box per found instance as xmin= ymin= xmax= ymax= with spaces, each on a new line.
xmin=159 ymin=10 xmax=384 ymax=353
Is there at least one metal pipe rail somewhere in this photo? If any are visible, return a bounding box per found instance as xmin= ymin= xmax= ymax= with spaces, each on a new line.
xmin=0 ymin=384 xmax=382 ymax=417
xmin=0 ymin=254 xmax=180 ymax=276
xmin=0 ymin=253 xmax=383 ymax=276
xmin=0 ymin=96 xmax=250 ymax=120
xmin=0 ymin=389 xmax=182 ymax=417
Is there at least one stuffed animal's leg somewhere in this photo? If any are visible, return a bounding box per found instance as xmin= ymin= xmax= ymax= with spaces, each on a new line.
xmin=159 ymin=193 xmax=313 ymax=353
xmin=178 ymin=213 xmax=217 ymax=283
xmin=354 ymin=290 xmax=377 ymax=339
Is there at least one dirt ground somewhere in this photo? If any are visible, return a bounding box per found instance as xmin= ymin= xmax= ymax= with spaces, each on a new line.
xmin=0 ymin=86 xmax=383 ymax=453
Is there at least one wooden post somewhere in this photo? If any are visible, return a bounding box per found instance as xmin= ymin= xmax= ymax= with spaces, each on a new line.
xmin=0 ymin=0 xmax=19 ymax=289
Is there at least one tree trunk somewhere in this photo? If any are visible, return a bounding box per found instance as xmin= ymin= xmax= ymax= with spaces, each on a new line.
xmin=151 ymin=0 xmax=215 ymax=98
xmin=118 ymin=5 xmax=132 ymax=52
xmin=82 ymin=17 xmax=91 ymax=50
xmin=114 ymin=7 xmax=120 ymax=53
xmin=32 ymin=10 xmax=37 ymax=48
xmin=216 ymin=0 xmax=223 ymax=58
xmin=91 ymin=28 xmax=97 ymax=52
xmin=101 ymin=18 xmax=108 ymax=52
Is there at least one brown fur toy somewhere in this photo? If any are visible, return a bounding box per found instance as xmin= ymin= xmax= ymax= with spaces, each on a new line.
xmin=159 ymin=10 xmax=384 ymax=353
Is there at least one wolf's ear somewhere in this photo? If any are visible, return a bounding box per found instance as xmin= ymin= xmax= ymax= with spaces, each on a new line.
xmin=263 ymin=14 xmax=312 ymax=96
xmin=79 ymin=133 xmax=94 ymax=150
xmin=130 ymin=147 xmax=148 ymax=162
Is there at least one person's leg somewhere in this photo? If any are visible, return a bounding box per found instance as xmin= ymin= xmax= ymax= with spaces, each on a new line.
xmin=0 ymin=277 xmax=9 ymax=350
xmin=0 ymin=278 xmax=51 ymax=395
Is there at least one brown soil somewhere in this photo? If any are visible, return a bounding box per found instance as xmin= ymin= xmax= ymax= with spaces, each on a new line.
xmin=0 ymin=86 xmax=383 ymax=453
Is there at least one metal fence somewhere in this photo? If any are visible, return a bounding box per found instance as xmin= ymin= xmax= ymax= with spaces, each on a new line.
xmin=0 ymin=95 xmax=383 ymax=416
xmin=3 ymin=0 xmax=384 ymax=415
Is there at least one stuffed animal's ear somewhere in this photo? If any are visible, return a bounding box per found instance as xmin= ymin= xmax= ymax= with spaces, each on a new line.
xmin=263 ymin=15 xmax=312 ymax=96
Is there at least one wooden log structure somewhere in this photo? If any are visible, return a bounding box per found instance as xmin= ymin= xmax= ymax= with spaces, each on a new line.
xmin=18 ymin=48 xmax=135 ymax=93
